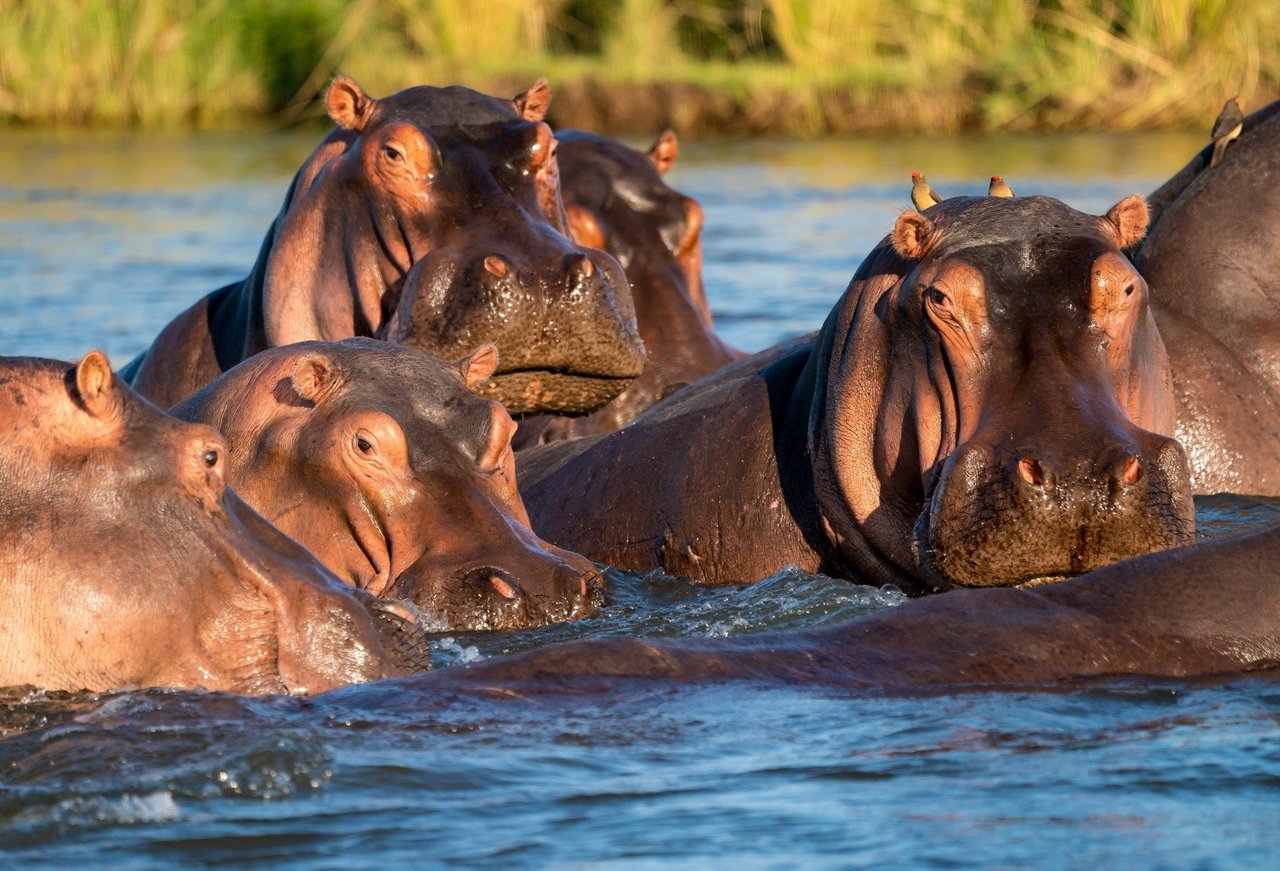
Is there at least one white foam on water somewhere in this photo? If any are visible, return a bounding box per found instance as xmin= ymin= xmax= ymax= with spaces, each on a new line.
xmin=12 ymin=790 xmax=181 ymax=830
xmin=434 ymin=637 xmax=485 ymax=664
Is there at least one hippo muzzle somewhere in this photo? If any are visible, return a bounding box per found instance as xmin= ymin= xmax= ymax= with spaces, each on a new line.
xmin=385 ymin=228 xmax=645 ymax=416
xmin=915 ymin=426 xmax=1195 ymax=589
xmin=387 ymin=560 xmax=606 ymax=632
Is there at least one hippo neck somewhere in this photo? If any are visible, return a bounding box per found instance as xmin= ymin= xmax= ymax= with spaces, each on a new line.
xmin=790 ymin=271 xmax=929 ymax=592
xmin=207 ymin=163 xmax=401 ymax=371
xmin=629 ymin=255 xmax=737 ymax=385
xmin=203 ymin=221 xmax=279 ymax=372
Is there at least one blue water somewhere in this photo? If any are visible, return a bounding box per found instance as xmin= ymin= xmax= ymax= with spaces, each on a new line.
xmin=2 ymin=128 xmax=1279 ymax=868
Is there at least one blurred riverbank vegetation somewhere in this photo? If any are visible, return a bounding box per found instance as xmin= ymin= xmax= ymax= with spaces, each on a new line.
xmin=1 ymin=0 xmax=1275 ymax=134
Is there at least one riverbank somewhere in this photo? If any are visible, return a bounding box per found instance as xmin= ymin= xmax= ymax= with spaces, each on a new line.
xmin=2 ymin=0 xmax=1277 ymax=135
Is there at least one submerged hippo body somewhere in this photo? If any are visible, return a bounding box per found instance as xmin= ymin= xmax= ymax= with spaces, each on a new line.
xmin=123 ymin=78 xmax=644 ymax=413
xmin=170 ymin=339 xmax=600 ymax=631
xmin=1134 ymin=100 xmax=1280 ymax=496
xmin=392 ymin=521 xmax=1280 ymax=694
xmin=521 ymin=195 xmax=1195 ymax=591
xmin=0 ymin=353 xmax=428 ymax=695
xmin=514 ymin=130 xmax=740 ymax=446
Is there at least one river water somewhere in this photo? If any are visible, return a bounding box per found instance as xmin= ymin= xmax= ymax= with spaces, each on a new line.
xmin=2 ymin=128 xmax=1279 ymax=867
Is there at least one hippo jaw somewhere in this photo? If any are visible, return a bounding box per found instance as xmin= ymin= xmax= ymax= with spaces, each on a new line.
xmin=911 ymin=438 xmax=1196 ymax=591
xmin=474 ymin=370 xmax=639 ymax=416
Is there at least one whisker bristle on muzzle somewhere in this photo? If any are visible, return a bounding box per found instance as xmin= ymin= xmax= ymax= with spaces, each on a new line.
xmin=371 ymin=599 xmax=434 ymax=673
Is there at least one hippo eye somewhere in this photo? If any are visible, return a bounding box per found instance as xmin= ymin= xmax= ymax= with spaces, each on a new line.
xmin=355 ymin=435 xmax=374 ymax=454
xmin=926 ymin=286 xmax=951 ymax=308
xmin=203 ymin=449 xmax=219 ymax=468
xmin=383 ymin=144 xmax=406 ymax=164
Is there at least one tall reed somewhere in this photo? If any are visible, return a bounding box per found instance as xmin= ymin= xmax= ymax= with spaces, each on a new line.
xmin=1 ymin=0 xmax=1276 ymax=132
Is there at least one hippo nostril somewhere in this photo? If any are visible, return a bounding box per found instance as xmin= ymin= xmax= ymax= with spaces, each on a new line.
xmin=565 ymin=253 xmax=595 ymax=282
xmin=483 ymin=255 xmax=509 ymax=279
xmin=1121 ymin=455 xmax=1143 ymax=486
xmin=490 ymin=575 xmax=520 ymax=599
xmin=1017 ymin=457 xmax=1046 ymax=488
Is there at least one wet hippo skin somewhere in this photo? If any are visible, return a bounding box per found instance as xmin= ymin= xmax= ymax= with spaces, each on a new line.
xmin=386 ymin=522 xmax=1280 ymax=693
xmin=1134 ymin=100 xmax=1280 ymax=496
xmin=0 ymin=352 xmax=430 ymax=694
xmin=170 ymin=339 xmax=602 ymax=631
xmin=514 ymin=130 xmax=741 ymax=446
xmin=122 ymin=78 xmax=644 ymax=414
xmin=520 ymin=195 xmax=1196 ymax=592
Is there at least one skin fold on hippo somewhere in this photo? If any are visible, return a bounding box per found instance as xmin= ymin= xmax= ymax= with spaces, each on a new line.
xmin=121 ymin=77 xmax=644 ymax=413
xmin=1131 ymin=99 xmax=1280 ymax=496
xmin=169 ymin=339 xmax=602 ymax=631
xmin=514 ymin=129 xmax=741 ymax=447
xmin=0 ymin=352 xmax=430 ymax=695
xmin=367 ymin=521 xmax=1280 ymax=697
xmin=519 ymin=195 xmax=1196 ymax=593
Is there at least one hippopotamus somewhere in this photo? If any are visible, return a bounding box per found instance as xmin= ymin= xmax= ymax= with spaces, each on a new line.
xmin=169 ymin=339 xmax=600 ymax=631
xmin=519 ymin=194 xmax=1195 ymax=592
xmin=0 ymin=352 xmax=429 ymax=695
xmin=382 ymin=521 xmax=1280 ymax=694
xmin=122 ymin=77 xmax=644 ymax=413
xmin=513 ymin=129 xmax=740 ymax=446
xmin=1133 ymin=99 xmax=1280 ymax=496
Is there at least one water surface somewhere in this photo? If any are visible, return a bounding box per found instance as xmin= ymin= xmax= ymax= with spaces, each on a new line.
xmin=2 ymin=128 xmax=1278 ymax=868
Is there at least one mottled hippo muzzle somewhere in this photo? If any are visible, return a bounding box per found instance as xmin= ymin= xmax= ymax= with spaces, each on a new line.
xmin=917 ymin=392 xmax=1193 ymax=589
xmin=386 ymin=223 xmax=643 ymax=416
xmin=383 ymin=515 xmax=605 ymax=632
xmin=811 ymin=194 xmax=1194 ymax=593
xmin=172 ymin=339 xmax=605 ymax=632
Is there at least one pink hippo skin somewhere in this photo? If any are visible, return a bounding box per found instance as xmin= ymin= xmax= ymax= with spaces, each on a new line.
xmin=0 ymin=352 xmax=430 ymax=694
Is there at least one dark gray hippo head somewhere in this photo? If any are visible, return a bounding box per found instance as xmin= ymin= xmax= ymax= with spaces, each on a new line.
xmin=806 ymin=194 xmax=1195 ymax=591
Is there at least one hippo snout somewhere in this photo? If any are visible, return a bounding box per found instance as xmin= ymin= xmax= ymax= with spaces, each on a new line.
xmin=916 ymin=430 xmax=1195 ymax=589
xmin=388 ymin=553 xmax=603 ymax=633
xmin=444 ymin=563 xmax=602 ymax=631
xmin=388 ymin=239 xmax=644 ymax=416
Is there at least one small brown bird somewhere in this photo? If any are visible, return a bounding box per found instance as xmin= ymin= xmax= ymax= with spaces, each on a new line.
xmin=910 ymin=172 xmax=944 ymax=210
xmin=1210 ymin=95 xmax=1244 ymax=168
xmin=988 ymin=175 xmax=1015 ymax=197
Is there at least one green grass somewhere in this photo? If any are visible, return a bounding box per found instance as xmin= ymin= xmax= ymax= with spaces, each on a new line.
xmin=1 ymin=0 xmax=1276 ymax=133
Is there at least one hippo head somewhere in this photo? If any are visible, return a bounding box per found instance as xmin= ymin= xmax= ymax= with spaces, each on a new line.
xmin=171 ymin=339 xmax=603 ymax=630
xmin=260 ymin=77 xmax=644 ymax=415
xmin=510 ymin=129 xmax=741 ymax=445
xmin=562 ymin=131 xmax=739 ymax=387
xmin=806 ymin=195 xmax=1195 ymax=592
xmin=0 ymin=352 xmax=427 ymax=694
xmin=559 ymin=129 xmax=717 ymax=332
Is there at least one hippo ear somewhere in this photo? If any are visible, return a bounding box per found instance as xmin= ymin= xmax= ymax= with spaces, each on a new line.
xmin=646 ymin=130 xmax=679 ymax=174
xmin=892 ymin=211 xmax=938 ymax=261
xmin=566 ymin=205 xmax=607 ymax=250
xmin=73 ymin=350 xmax=118 ymax=419
xmin=513 ymin=78 xmax=552 ymax=122
xmin=457 ymin=345 xmax=500 ymax=390
xmin=290 ymin=355 xmax=337 ymax=404
xmin=1101 ymin=194 xmax=1149 ymax=249
xmin=327 ymin=76 xmax=374 ymax=132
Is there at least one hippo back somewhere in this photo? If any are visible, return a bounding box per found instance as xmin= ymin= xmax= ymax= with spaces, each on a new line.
xmin=1132 ymin=100 xmax=1280 ymax=494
